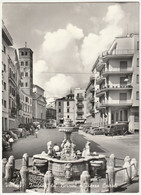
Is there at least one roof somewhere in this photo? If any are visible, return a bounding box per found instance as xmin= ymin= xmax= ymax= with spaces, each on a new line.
xmin=33 ymin=84 xmax=45 ymax=92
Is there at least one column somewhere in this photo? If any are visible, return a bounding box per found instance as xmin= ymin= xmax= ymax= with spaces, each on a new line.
xmin=108 ymin=107 xmax=111 ymax=125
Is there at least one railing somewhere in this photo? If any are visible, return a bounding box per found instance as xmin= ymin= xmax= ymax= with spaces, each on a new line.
xmin=96 ymin=62 xmax=106 ymax=71
xmin=102 ymin=68 xmax=133 ymax=75
xmin=96 ymin=84 xmax=133 ymax=94
xmin=76 ymin=96 xmax=84 ymax=101
xmin=97 ymin=100 xmax=132 ymax=107
xmin=77 ymin=103 xmax=84 ymax=107
xmin=102 ymin=49 xmax=134 ymax=57
xmin=77 ymin=110 xmax=84 ymax=114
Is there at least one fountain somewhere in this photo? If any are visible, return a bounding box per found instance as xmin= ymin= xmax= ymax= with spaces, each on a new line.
xmin=32 ymin=119 xmax=106 ymax=181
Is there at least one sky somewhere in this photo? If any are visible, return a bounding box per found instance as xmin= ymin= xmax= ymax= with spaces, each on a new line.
xmin=2 ymin=1 xmax=139 ymax=102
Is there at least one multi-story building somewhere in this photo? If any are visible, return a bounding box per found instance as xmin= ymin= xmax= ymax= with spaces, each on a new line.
xmin=85 ymin=75 xmax=96 ymax=124
xmin=20 ymin=90 xmax=32 ymax=123
xmin=46 ymin=107 xmax=56 ymax=120
xmin=74 ymin=88 xmax=87 ymax=124
xmin=56 ymin=89 xmax=87 ymax=125
xmin=63 ymin=93 xmax=75 ymax=122
xmin=18 ymin=46 xmax=33 ymax=123
xmin=32 ymin=85 xmax=47 ymax=124
xmin=8 ymin=47 xmax=21 ymax=128
xmin=91 ymin=34 xmax=139 ymax=132
xmin=2 ymin=21 xmax=13 ymax=131
xmin=55 ymin=97 xmax=65 ymax=124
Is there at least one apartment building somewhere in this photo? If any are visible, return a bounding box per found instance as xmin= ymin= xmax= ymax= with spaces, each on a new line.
xmin=32 ymin=85 xmax=47 ymax=124
xmin=85 ymin=74 xmax=99 ymax=125
xmin=56 ymin=97 xmax=65 ymax=124
xmin=91 ymin=34 xmax=139 ymax=132
xmin=18 ymin=46 xmax=33 ymax=123
xmin=8 ymin=47 xmax=21 ymax=128
xmin=2 ymin=21 xmax=13 ymax=131
xmin=74 ymin=88 xmax=87 ymax=124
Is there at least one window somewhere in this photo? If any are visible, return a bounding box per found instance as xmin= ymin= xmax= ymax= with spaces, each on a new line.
xmin=59 ymin=109 xmax=61 ymax=113
xmin=21 ymin=61 xmax=24 ymax=66
xmin=25 ymin=52 xmax=27 ymax=55
xmin=120 ymin=61 xmax=127 ymax=71
xmin=137 ymin=58 xmax=139 ymax=67
xmin=136 ymin=91 xmax=139 ymax=100
xmin=4 ymin=100 xmax=6 ymax=108
xmin=25 ymin=72 xmax=28 ymax=77
xmin=3 ymin=45 xmax=6 ymax=54
xmin=4 ymin=82 xmax=6 ymax=90
xmin=124 ymin=110 xmax=128 ymax=121
xmin=67 ymin=115 xmax=69 ymax=118
xmin=25 ymin=97 xmax=29 ymax=103
xmin=120 ymin=110 xmax=122 ymax=121
xmin=59 ymin=102 xmax=61 ymax=106
xmin=67 ymin=101 xmax=69 ymax=106
xmin=21 ymin=82 xmax=23 ymax=87
xmin=120 ymin=77 xmax=127 ymax=86
xmin=25 ymin=82 xmax=28 ymax=87
xmin=25 ymin=61 xmax=28 ymax=66
xmin=21 ymin=52 xmax=24 ymax=56
xmin=134 ymin=113 xmax=139 ymax=122
xmin=21 ymin=72 xmax=24 ymax=77
xmin=3 ymin=64 xmax=6 ymax=71
xmin=120 ymin=93 xmax=127 ymax=101
xmin=137 ymin=75 xmax=139 ymax=84
xmin=137 ymin=41 xmax=139 ymax=50
xmin=67 ymin=108 xmax=69 ymax=113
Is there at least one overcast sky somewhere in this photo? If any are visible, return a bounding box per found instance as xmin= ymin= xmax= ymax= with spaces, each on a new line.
xmin=2 ymin=2 xmax=139 ymax=101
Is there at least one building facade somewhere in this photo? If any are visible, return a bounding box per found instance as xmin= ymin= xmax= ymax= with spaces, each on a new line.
xmin=2 ymin=21 xmax=13 ymax=131
xmin=74 ymin=88 xmax=87 ymax=124
xmin=8 ymin=47 xmax=21 ymax=128
xmin=32 ymin=85 xmax=47 ymax=124
xmin=91 ymin=34 xmax=139 ymax=132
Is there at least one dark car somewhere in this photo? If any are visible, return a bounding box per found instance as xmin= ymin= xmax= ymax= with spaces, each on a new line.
xmin=2 ymin=136 xmax=10 ymax=151
xmin=104 ymin=123 xmax=128 ymax=136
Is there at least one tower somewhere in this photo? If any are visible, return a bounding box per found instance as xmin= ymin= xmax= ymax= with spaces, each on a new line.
xmin=18 ymin=44 xmax=33 ymax=96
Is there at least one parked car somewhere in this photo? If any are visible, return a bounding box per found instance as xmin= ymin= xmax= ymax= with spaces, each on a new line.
xmin=7 ymin=130 xmax=18 ymax=140
xmin=2 ymin=136 xmax=10 ymax=151
xmin=104 ymin=123 xmax=128 ymax=136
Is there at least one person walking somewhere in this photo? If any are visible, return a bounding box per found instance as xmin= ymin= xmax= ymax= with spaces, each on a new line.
xmin=8 ymin=137 xmax=14 ymax=151
xmin=35 ymin=128 xmax=38 ymax=138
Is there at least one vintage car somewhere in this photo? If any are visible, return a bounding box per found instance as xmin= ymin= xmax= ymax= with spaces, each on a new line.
xmin=104 ymin=123 xmax=128 ymax=136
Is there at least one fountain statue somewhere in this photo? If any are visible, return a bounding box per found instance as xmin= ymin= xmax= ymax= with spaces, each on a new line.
xmin=32 ymin=119 xmax=107 ymax=181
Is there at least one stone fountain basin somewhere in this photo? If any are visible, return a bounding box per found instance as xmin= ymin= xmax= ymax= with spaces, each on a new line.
xmin=32 ymin=154 xmax=106 ymax=181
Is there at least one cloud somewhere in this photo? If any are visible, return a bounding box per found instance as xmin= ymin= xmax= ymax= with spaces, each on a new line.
xmin=45 ymin=74 xmax=75 ymax=98
xmin=33 ymin=60 xmax=48 ymax=86
xmin=103 ymin=4 xmax=124 ymax=25
xmin=80 ymin=4 xmax=125 ymax=71
xmin=34 ymin=4 xmax=125 ymax=98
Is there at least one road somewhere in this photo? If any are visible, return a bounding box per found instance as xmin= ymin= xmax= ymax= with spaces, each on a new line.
xmin=2 ymin=128 xmax=139 ymax=162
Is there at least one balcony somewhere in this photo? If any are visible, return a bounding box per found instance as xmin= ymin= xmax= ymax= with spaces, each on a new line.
xmin=9 ymin=73 xmax=17 ymax=86
xmin=90 ymin=97 xmax=94 ymax=103
xmin=96 ymin=100 xmax=132 ymax=108
xmin=102 ymin=49 xmax=134 ymax=60
xmin=96 ymin=75 xmax=105 ymax=84
xmin=96 ymin=84 xmax=133 ymax=97
xmin=102 ymin=69 xmax=133 ymax=77
xmin=77 ymin=110 xmax=84 ymax=114
xmin=90 ymin=75 xmax=95 ymax=82
xmin=76 ymin=96 xmax=84 ymax=101
xmin=90 ymin=87 xmax=95 ymax=93
xmin=77 ymin=103 xmax=84 ymax=108
xmin=96 ymin=62 xmax=106 ymax=72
